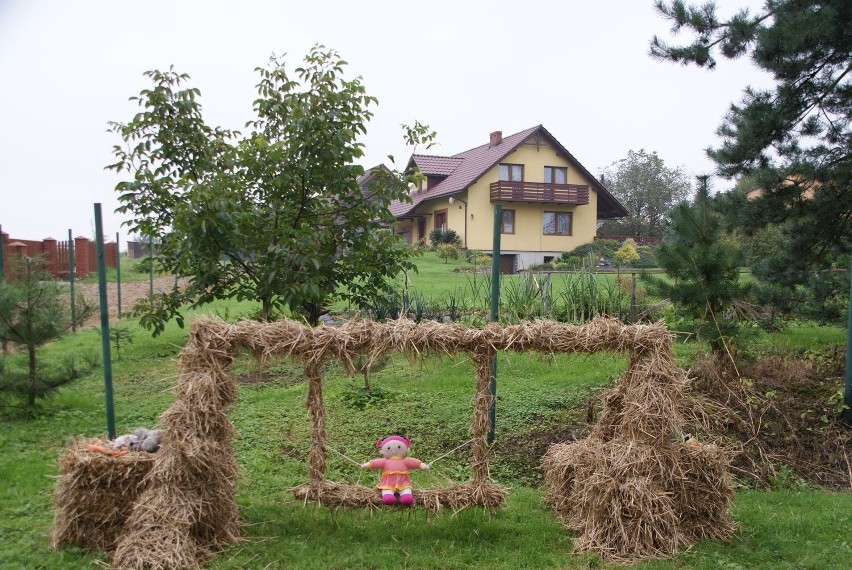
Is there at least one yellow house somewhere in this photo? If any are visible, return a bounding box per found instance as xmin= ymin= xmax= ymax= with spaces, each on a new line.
xmin=389 ymin=125 xmax=627 ymax=273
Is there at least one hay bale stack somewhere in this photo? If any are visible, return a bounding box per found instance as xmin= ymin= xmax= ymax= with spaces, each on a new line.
xmin=51 ymin=438 xmax=154 ymax=552
xmin=542 ymin=325 xmax=734 ymax=563
xmin=112 ymin=321 xmax=242 ymax=570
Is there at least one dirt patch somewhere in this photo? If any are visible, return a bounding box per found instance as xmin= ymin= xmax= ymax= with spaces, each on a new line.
xmin=690 ymin=350 xmax=851 ymax=489
xmin=68 ymin=277 xmax=190 ymax=328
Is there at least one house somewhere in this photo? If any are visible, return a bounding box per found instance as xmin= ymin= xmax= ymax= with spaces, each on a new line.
xmin=389 ymin=125 xmax=627 ymax=273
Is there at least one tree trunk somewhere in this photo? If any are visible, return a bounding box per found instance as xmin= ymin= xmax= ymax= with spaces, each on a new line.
xmin=27 ymin=343 xmax=37 ymax=407
xmin=261 ymin=297 xmax=271 ymax=322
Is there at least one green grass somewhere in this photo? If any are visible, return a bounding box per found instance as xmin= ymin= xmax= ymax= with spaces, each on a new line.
xmin=1 ymin=262 xmax=850 ymax=569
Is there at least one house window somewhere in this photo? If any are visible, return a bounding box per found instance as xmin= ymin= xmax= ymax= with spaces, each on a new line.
xmin=501 ymin=209 xmax=515 ymax=234
xmin=434 ymin=209 xmax=448 ymax=232
xmin=543 ymin=211 xmax=572 ymax=236
xmin=499 ymin=163 xmax=524 ymax=182
xmin=544 ymin=166 xmax=567 ymax=184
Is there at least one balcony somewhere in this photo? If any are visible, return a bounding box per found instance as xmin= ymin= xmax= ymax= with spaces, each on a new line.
xmin=489 ymin=181 xmax=590 ymax=205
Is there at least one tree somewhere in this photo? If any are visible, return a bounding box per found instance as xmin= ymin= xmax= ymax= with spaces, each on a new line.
xmin=651 ymin=0 xmax=852 ymax=287
xmin=598 ymin=149 xmax=692 ymax=240
xmin=646 ymin=177 xmax=747 ymax=353
xmin=108 ymin=46 xmax=432 ymax=333
xmin=0 ymin=256 xmax=93 ymax=410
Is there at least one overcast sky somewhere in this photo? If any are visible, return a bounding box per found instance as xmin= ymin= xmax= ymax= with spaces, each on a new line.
xmin=0 ymin=0 xmax=771 ymax=243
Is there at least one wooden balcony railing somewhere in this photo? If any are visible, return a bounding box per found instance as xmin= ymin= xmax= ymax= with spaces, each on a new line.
xmin=489 ymin=181 xmax=590 ymax=205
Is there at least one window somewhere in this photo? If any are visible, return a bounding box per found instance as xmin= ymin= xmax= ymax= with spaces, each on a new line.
xmin=543 ymin=211 xmax=572 ymax=236
xmin=544 ymin=166 xmax=567 ymax=184
xmin=434 ymin=209 xmax=448 ymax=232
xmin=499 ymin=163 xmax=524 ymax=182
xmin=501 ymin=209 xmax=515 ymax=234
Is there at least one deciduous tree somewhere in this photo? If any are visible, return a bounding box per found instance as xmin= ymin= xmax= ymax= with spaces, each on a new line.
xmin=108 ymin=46 xmax=431 ymax=333
xmin=598 ymin=150 xmax=692 ymax=240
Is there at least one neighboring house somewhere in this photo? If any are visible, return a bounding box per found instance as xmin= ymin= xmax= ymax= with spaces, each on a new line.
xmin=389 ymin=125 xmax=627 ymax=273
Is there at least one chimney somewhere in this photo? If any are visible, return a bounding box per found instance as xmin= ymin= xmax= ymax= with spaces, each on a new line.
xmin=489 ymin=131 xmax=502 ymax=147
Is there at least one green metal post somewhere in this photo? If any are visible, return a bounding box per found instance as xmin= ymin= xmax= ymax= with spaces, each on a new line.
xmin=68 ymin=229 xmax=76 ymax=333
xmin=115 ymin=232 xmax=121 ymax=318
xmin=95 ymin=204 xmax=116 ymax=439
xmin=488 ymin=205 xmax=502 ymax=444
xmin=843 ymin=269 xmax=852 ymax=427
xmin=149 ymin=236 xmax=154 ymax=304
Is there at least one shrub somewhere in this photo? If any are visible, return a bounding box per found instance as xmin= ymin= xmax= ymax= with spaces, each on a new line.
xmin=466 ymin=249 xmax=492 ymax=266
xmin=557 ymin=255 xmax=582 ymax=270
xmin=615 ymin=238 xmax=640 ymax=266
xmin=436 ymin=243 xmax=459 ymax=263
xmin=429 ymin=228 xmax=461 ymax=248
xmin=564 ymin=241 xmax=617 ymax=265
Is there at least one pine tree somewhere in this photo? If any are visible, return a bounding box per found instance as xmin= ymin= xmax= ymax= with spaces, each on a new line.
xmin=648 ymin=177 xmax=747 ymax=353
xmin=651 ymin=0 xmax=852 ymax=287
xmin=0 ymin=256 xmax=93 ymax=411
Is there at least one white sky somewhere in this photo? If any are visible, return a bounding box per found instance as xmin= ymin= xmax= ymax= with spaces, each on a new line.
xmin=0 ymin=0 xmax=771 ymax=242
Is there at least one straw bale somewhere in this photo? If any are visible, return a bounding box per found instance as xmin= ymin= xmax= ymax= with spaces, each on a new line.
xmin=290 ymin=480 xmax=507 ymax=513
xmin=112 ymin=523 xmax=207 ymax=570
xmin=541 ymin=315 xmax=733 ymax=563
xmin=213 ymin=317 xmax=679 ymax=366
xmin=543 ymin=435 xmax=734 ymax=562
xmin=671 ymin=442 xmax=736 ymax=541
xmin=157 ymin=400 xmax=235 ymax=442
xmin=174 ymin=369 xmax=237 ymax=410
xmin=145 ymin=435 xmax=238 ymax=484
xmin=51 ymin=439 xmax=155 ymax=552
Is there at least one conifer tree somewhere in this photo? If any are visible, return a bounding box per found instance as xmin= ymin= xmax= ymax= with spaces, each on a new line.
xmin=0 ymin=256 xmax=93 ymax=411
xmin=648 ymin=177 xmax=747 ymax=353
xmin=651 ymin=0 xmax=852 ymax=288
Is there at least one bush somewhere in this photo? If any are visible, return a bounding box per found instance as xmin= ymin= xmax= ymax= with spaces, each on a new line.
xmin=429 ymin=228 xmax=461 ymax=248
xmin=436 ymin=243 xmax=459 ymax=263
xmin=466 ymin=249 xmax=492 ymax=266
xmin=563 ymin=240 xmax=617 ymax=265
xmin=631 ymin=245 xmax=659 ymax=268
xmin=557 ymin=255 xmax=582 ymax=270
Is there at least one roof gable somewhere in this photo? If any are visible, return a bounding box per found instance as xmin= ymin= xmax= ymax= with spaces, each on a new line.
xmin=389 ymin=125 xmax=627 ymax=219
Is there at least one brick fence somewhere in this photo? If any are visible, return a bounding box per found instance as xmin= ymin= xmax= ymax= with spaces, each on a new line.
xmin=1 ymin=231 xmax=117 ymax=278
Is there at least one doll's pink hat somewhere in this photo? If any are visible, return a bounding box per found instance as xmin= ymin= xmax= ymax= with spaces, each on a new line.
xmin=376 ymin=435 xmax=411 ymax=448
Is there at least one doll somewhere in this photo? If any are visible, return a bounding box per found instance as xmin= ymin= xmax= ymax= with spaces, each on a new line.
xmin=361 ymin=435 xmax=430 ymax=505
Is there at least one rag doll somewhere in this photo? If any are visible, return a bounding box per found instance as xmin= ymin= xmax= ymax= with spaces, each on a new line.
xmin=361 ymin=435 xmax=430 ymax=505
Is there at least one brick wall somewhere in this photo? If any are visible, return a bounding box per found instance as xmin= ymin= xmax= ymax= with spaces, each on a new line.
xmin=1 ymin=231 xmax=117 ymax=279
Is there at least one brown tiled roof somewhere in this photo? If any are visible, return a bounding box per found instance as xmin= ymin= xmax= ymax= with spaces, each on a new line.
xmin=389 ymin=125 xmax=627 ymax=219
xmin=410 ymin=155 xmax=463 ymax=177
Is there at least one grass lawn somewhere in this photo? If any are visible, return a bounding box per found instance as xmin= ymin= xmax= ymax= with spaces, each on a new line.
xmin=1 ymin=258 xmax=850 ymax=569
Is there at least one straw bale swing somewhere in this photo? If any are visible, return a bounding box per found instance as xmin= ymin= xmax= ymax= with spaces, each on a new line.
xmin=51 ymin=316 xmax=733 ymax=569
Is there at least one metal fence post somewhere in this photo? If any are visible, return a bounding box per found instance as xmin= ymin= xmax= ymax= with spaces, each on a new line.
xmin=488 ymin=204 xmax=502 ymax=444
xmin=68 ymin=229 xmax=76 ymax=333
xmin=94 ymin=204 xmax=116 ymax=439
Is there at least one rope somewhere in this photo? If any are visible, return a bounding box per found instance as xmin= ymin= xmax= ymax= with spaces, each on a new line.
xmin=330 ymin=447 xmax=363 ymax=467
xmin=426 ymin=439 xmax=473 ymax=465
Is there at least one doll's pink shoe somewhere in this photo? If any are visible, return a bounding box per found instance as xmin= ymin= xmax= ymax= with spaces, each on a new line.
xmin=399 ymin=493 xmax=414 ymax=506
xmin=382 ymin=493 xmax=396 ymax=505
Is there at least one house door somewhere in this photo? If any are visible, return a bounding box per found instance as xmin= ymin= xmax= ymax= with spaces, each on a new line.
xmin=499 ymin=254 xmax=516 ymax=275
xmin=417 ymin=218 xmax=426 ymax=243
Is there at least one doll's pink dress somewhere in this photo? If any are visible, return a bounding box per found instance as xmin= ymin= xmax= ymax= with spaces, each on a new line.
xmin=366 ymin=456 xmax=427 ymax=491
